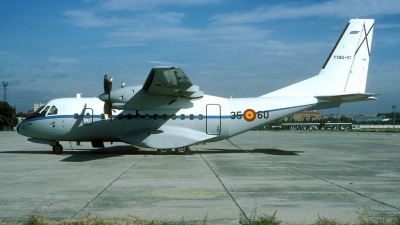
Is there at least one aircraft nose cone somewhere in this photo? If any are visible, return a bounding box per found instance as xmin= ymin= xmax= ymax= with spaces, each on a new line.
xmin=16 ymin=123 xmax=21 ymax=134
xmin=16 ymin=121 xmax=30 ymax=136
xmin=98 ymin=93 xmax=109 ymax=102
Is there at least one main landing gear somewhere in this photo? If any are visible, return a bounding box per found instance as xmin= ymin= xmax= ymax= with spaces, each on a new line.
xmin=157 ymin=146 xmax=191 ymax=155
xmin=52 ymin=142 xmax=63 ymax=154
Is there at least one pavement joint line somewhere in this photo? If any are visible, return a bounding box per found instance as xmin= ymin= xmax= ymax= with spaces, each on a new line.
xmin=0 ymin=164 xmax=60 ymax=185
xmin=305 ymin=152 xmax=400 ymax=179
xmin=193 ymin=146 xmax=250 ymax=223
xmin=70 ymin=155 xmax=147 ymax=219
xmin=226 ymin=139 xmax=400 ymax=211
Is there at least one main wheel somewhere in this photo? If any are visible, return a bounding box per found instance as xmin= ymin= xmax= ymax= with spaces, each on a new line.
xmin=52 ymin=143 xmax=63 ymax=154
xmin=157 ymin=149 xmax=171 ymax=155
xmin=175 ymin=146 xmax=190 ymax=155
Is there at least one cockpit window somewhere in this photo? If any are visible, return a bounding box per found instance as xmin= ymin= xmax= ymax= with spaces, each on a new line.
xmin=47 ymin=106 xmax=58 ymax=115
xmin=24 ymin=106 xmax=46 ymax=120
xmin=40 ymin=106 xmax=50 ymax=116
xmin=34 ymin=106 xmax=45 ymax=114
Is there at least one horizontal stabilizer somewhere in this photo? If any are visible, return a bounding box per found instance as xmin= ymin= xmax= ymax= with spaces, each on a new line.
xmin=315 ymin=93 xmax=378 ymax=103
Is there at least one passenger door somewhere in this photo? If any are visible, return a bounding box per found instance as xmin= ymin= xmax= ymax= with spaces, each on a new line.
xmin=206 ymin=104 xmax=221 ymax=135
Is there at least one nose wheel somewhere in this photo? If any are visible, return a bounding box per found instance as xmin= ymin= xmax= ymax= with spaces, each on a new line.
xmin=52 ymin=143 xmax=63 ymax=154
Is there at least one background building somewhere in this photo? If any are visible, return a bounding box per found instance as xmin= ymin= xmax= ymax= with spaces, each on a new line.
xmin=283 ymin=111 xmax=323 ymax=122
xmin=33 ymin=102 xmax=45 ymax=112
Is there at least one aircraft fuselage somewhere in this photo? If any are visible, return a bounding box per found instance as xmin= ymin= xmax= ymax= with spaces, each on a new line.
xmin=17 ymin=94 xmax=316 ymax=151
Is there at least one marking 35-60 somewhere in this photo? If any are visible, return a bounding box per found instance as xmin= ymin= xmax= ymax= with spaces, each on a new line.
xmin=231 ymin=109 xmax=269 ymax=122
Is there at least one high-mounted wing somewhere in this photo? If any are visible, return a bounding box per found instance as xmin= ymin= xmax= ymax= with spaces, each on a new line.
xmin=142 ymin=67 xmax=203 ymax=99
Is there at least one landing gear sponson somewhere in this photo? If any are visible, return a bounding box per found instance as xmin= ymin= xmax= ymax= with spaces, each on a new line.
xmin=48 ymin=143 xmax=191 ymax=155
xmin=50 ymin=144 xmax=191 ymax=155
xmin=28 ymin=138 xmax=191 ymax=155
xmin=157 ymin=146 xmax=191 ymax=155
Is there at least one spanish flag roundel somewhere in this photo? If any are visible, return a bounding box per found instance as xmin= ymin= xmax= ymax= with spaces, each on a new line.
xmin=243 ymin=109 xmax=256 ymax=122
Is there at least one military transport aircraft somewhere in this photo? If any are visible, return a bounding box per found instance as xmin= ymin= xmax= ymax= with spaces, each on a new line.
xmin=17 ymin=19 xmax=376 ymax=155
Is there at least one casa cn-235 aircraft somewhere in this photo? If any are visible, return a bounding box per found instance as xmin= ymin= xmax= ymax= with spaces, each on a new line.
xmin=18 ymin=19 xmax=377 ymax=155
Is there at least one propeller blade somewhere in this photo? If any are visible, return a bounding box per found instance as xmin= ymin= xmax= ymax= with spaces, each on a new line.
xmin=102 ymin=75 xmax=113 ymax=122
xmin=108 ymin=101 xmax=113 ymax=122
xmin=104 ymin=74 xmax=110 ymax=94
xmin=108 ymin=76 xmax=113 ymax=94
xmin=104 ymin=100 xmax=113 ymax=121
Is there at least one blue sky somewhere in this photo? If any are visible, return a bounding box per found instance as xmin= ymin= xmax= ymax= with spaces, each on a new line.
xmin=1 ymin=0 xmax=400 ymax=115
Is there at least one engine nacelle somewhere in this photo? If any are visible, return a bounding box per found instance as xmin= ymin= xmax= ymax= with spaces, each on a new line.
xmin=108 ymin=85 xmax=177 ymax=110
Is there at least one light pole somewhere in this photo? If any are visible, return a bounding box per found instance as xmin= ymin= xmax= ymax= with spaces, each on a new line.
xmin=392 ymin=105 xmax=397 ymax=128
xmin=2 ymin=81 xmax=8 ymax=102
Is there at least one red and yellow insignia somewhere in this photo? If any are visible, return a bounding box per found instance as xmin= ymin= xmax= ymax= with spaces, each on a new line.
xmin=243 ymin=109 xmax=256 ymax=122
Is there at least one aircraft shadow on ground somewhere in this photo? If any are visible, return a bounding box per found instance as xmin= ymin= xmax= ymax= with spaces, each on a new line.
xmin=195 ymin=148 xmax=303 ymax=156
xmin=0 ymin=146 xmax=302 ymax=162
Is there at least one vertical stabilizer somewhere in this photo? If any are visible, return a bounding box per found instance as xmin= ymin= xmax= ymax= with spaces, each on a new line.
xmin=263 ymin=19 xmax=375 ymax=98
xmin=320 ymin=19 xmax=374 ymax=94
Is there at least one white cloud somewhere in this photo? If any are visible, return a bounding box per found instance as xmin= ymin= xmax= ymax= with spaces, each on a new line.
xmin=64 ymin=10 xmax=185 ymax=29
xmin=145 ymin=12 xmax=185 ymax=25
xmin=30 ymin=64 xmax=46 ymax=70
xmin=147 ymin=60 xmax=174 ymax=65
xmin=64 ymin=10 xmax=134 ymax=28
xmin=98 ymin=0 xmax=219 ymax=11
xmin=49 ymin=57 xmax=78 ymax=64
xmin=102 ymin=27 xmax=201 ymax=47
xmin=34 ymin=73 xmax=71 ymax=79
xmin=210 ymin=0 xmax=400 ymax=25
xmin=376 ymin=23 xmax=400 ymax=29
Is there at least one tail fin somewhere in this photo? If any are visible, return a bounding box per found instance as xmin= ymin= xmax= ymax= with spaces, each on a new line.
xmin=263 ymin=19 xmax=376 ymax=101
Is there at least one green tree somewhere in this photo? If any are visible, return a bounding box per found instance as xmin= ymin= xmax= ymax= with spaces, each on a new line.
xmin=0 ymin=101 xmax=18 ymax=131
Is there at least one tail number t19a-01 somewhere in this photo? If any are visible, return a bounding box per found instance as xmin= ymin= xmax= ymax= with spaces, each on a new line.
xmin=231 ymin=110 xmax=269 ymax=122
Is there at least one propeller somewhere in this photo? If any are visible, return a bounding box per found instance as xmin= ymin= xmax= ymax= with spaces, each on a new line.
xmin=100 ymin=74 xmax=113 ymax=121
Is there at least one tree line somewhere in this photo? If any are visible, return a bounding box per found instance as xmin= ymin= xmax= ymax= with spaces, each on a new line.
xmin=0 ymin=101 xmax=18 ymax=131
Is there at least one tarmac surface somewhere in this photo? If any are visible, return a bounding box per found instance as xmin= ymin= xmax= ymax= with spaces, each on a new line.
xmin=0 ymin=130 xmax=399 ymax=223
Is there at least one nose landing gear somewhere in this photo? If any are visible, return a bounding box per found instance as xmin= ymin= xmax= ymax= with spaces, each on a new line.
xmin=52 ymin=143 xmax=63 ymax=154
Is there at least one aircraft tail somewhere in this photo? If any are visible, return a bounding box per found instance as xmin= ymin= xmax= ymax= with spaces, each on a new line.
xmin=262 ymin=19 xmax=377 ymax=105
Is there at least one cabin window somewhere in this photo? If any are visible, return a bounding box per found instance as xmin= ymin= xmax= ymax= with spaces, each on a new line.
xmin=154 ymin=114 xmax=159 ymax=120
xmin=172 ymin=114 xmax=176 ymax=120
xmin=47 ymin=106 xmax=58 ymax=115
xmin=118 ymin=114 xmax=123 ymax=120
xmin=198 ymin=114 xmax=203 ymax=120
xmin=180 ymin=114 xmax=185 ymax=120
xmin=74 ymin=113 xmax=79 ymax=119
xmin=163 ymin=114 xmax=168 ymax=120
xmin=189 ymin=114 xmax=194 ymax=120
xmin=145 ymin=114 xmax=149 ymax=120
xmin=127 ymin=114 xmax=132 ymax=120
